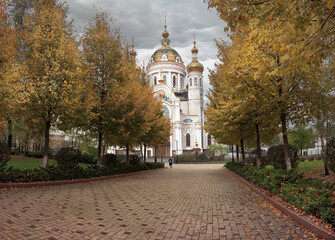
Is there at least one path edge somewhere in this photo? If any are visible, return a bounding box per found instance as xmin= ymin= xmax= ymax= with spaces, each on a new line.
xmin=0 ymin=168 xmax=165 ymax=190
xmin=224 ymin=167 xmax=335 ymax=240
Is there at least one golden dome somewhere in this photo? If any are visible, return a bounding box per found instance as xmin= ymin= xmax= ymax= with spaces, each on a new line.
xmin=149 ymin=46 xmax=184 ymax=64
xmin=187 ymin=40 xmax=203 ymax=72
xmin=187 ymin=58 xmax=204 ymax=72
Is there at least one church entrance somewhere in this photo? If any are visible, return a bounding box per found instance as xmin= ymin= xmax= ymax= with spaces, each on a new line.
xmin=156 ymin=141 xmax=171 ymax=157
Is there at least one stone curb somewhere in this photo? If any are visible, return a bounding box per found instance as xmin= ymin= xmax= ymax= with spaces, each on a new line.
xmin=0 ymin=168 xmax=165 ymax=190
xmin=224 ymin=167 xmax=335 ymax=240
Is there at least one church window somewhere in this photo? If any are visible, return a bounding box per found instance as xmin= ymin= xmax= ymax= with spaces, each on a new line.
xmin=208 ymin=135 xmax=212 ymax=146
xmin=173 ymin=76 xmax=176 ymax=87
xmin=194 ymin=77 xmax=198 ymax=86
xmin=176 ymin=57 xmax=180 ymax=63
xmin=199 ymin=78 xmax=202 ymax=86
xmin=154 ymin=76 xmax=157 ymax=85
xmin=163 ymin=75 xmax=167 ymax=84
xmin=163 ymin=106 xmax=170 ymax=119
xmin=181 ymin=77 xmax=184 ymax=88
xmin=150 ymin=57 xmax=154 ymax=64
xmin=186 ymin=133 xmax=191 ymax=147
xmin=161 ymin=55 xmax=168 ymax=61
xmin=190 ymin=78 xmax=192 ymax=86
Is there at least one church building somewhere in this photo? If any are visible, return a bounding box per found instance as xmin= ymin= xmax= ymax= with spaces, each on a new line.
xmin=146 ymin=23 xmax=209 ymax=157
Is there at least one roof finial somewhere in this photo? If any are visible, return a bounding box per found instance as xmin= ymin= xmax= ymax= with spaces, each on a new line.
xmin=161 ymin=16 xmax=170 ymax=47
xmin=193 ymin=33 xmax=196 ymax=47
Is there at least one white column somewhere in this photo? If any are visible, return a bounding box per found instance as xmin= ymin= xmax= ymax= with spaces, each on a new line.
xmin=170 ymin=135 xmax=173 ymax=157
xmin=169 ymin=71 xmax=172 ymax=87
xmin=175 ymin=123 xmax=182 ymax=155
xmin=196 ymin=123 xmax=202 ymax=151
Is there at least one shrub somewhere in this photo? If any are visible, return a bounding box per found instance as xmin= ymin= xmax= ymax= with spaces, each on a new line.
xmin=25 ymin=152 xmax=44 ymax=158
xmin=0 ymin=142 xmax=10 ymax=166
xmin=248 ymin=149 xmax=267 ymax=166
xmin=55 ymin=147 xmax=81 ymax=166
xmin=305 ymin=156 xmax=314 ymax=161
xmin=266 ymin=144 xmax=298 ymax=169
xmin=80 ymin=153 xmax=96 ymax=164
xmin=129 ymin=155 xmax=140 ymax=164
xmin=0 ymin=162 xmax=164 ymax=183
xmin=101 ymin=154 xmax=118 ymax=166
xmin=298 ymin=156 xmax=305 ymax=162
xmin=225 ymin=162 xmax=335 ymax=227
xmin=314 ymin=155 xmax=321 ymax=160
xmin=176 ymin=153 xmax=194 ymax=163
xmin=195 ymin=153 xmax=208 ymax=161
xmin=325 ymin=138 xmax=335 ymax=172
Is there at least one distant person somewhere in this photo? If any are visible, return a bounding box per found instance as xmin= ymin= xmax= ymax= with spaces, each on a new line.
xmin=168 ymin=158 xmax=173 ymax=168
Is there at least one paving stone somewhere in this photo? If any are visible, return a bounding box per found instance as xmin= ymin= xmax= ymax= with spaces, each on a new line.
xmin=0 ymin=164 xmax=318 ymax=239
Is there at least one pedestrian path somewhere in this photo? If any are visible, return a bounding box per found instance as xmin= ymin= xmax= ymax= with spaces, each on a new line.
xmin=0 ymin=164 xmax=316 ymax=239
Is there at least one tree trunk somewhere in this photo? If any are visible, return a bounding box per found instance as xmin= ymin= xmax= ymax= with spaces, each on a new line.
xmin=23 ymin=133 xmax=29 ymax=156
xmin=140 ymin=145 xmax=143 ymax=159
xmin=43 ymin=120 xmax=51 ymax=168
xmin=126 ymin=145 xmax=129 ymax=164
xmin=7 ymin=119 xmax=12 ymax=161
xmin=144 ymin=144 xmax=147 ymax=163
xmin=231 ymin=145 xmax=234 ymax=163
xmin=256 ymin=123 xmax=262 ymax=168
xmin=97 ymin=130 xmax=102 ymax=166
xmin=236 ymin=145 xmax=239 ymax=162
xmin=320 ymin=135 xmax=329 ymax=175
xmin=155 ymin=145 xmax=157 ymax=163
xmin=280 ymin=112 xmax=291 ymax=171
xmin=240 ymin=138 xmax=245 ymax=165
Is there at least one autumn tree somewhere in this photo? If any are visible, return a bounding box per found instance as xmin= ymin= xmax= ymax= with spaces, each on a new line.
xmin=81 ymin=11 xmax=124 ymax=165
xmin=207 ymin=1 xmax=335 ymax=170
xmin=0 ymin=0 xmax=19 ymax=160
xmin=22 ymin=0 xmax=84 ymax=167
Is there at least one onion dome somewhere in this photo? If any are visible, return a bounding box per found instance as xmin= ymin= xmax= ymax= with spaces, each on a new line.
xmin=187 ymin=41 xmax=204 ymax=73
xmin=148 ymin=22 xmax=184 ymax=65
xmin=129 ymin=38 xmax=137 ymax=59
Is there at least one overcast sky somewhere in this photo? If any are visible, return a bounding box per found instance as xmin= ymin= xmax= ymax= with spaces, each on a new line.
xmin=66 ymin=0 xmax=229 ymax=95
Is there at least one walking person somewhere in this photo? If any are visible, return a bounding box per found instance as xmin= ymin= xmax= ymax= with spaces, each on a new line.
xmin=168 ymin=158 xmax=173 ymax=168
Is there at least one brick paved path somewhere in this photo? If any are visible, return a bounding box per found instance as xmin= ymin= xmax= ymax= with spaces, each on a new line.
xmin=0 ymin=164 xmax=317 ymax=240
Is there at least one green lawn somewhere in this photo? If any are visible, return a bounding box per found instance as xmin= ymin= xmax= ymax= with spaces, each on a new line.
xmin=265 ymin=160 xmax=324 ymax=176
xmin=6 ymin=155 xmax=90 ymax=170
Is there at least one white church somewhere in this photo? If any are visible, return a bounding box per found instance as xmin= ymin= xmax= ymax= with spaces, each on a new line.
xmin=146 ymin=23 xmax=209 ymax=157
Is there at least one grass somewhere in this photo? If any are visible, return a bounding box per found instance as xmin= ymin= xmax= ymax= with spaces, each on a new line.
xmin=6 ymin=155 xmax=90 ymax=170
xmin=297 ymin=160 xmax=324 ymax=177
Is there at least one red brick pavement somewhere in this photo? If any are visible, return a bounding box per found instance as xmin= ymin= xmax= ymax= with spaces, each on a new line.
xmin=0 ymin=164 xmax=319 ymax=239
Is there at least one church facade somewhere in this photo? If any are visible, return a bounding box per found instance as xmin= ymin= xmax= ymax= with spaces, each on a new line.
xmin=146 ymin=24 xmax=209 ymax=157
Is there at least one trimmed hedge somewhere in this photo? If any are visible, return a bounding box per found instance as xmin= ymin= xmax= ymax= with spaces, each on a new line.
xmin=267 ymin=144 xmax=298 ymax=169
xmin=0 ymin=162 xmax=164 ymax=183
xmin=176 ymin=153 xmax=208 ymax=163
xmin=225 ymin=162 xmax=335 ymax=227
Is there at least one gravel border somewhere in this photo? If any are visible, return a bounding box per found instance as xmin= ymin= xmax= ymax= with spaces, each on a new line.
xmin=225 ymin=167 xmax=335 ymax=240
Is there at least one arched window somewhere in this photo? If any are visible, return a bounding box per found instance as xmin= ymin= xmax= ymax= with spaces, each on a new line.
xmin=163 ymin=106 xmax=170 ymax=119
xmin=194 ymin=77 xmax=198 ymax=86
xmin=161 ymin=55 xmax=167 ymax=61
xmin=150 ymin=57 xmax=154 ymax=64
xmin=154 ymin=76 xmax=157 ymax=85
xmin=208 ymin=135 xmax=212 ymax=146
xmin=190 ymin=78 xmax=192 ymax=87
xmin=181 ymin=77 xmax=184 ymax=88
xmin=173 ymin=76 xmax=176 ymax=87
xmin=186 ymin=133 xmax=191 ymax=147
xmin=163 ymin=75 xmax=167 ymax=84
xmin=176 ymin=57 xmax=180 ymax=63
xmin=199 ymin=78 xmax=202 ymax=86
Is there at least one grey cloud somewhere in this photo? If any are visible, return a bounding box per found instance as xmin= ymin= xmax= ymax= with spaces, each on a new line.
xmin=66 ymin=0 xmax=229 ymax=96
